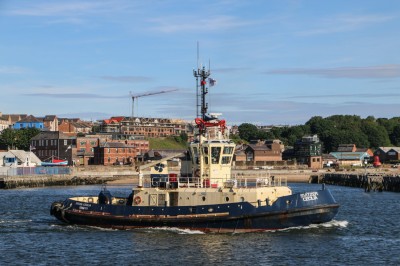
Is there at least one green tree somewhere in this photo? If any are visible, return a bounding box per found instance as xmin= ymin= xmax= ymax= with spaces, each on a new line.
xmin=16 ymin=128 xmax=41 ymax=150
xmin=238 ymin=123 xmax=259 ymax=141
xmin=390 ymin=124 xmax=400 ymax=146
xmin=0 ymin=128 xmax=40 ymax=150
xmin=0 ymin=128 xmax=17 ymax=150
xmin=306 ymin=116 xmax=334 ymax=134
xmin=361 ymin=122 xmax=391 ymax=149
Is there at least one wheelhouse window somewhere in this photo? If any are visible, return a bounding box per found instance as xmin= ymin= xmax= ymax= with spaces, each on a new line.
xmin=223 ymin=146 xmax=234 ymax=154
xmin=222 ymin=156 xmax=231 ymax=164
xmin=211 ymin=147 xmax=221 ymax=164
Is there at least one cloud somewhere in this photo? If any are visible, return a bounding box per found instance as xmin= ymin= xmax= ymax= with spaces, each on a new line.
xmin=0 ymin=66 xmax=27 ymax=74
xmin=298 ymin=14 xmax=395 ymax=36
xmin=264 ymin=64 xmax=400 ymax=79
xmin=147 ymin=15 xmax=257 ymax=33
xmin=99 ymin=75 xmax=154 ymax=83
xmin=213 ymin=67 xmax=251 ymax=73
xmin=286 ymin=92 xmax=400 ymax=99
xmin=23 ymin=93 xmax=126 ymax=99
xmin=8 ymin=2 xmax=117 ymax=17
xmin=56 ymin=111 xmax=112 ymax=121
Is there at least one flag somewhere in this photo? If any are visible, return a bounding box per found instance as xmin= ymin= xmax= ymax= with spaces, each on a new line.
xmin=208 ymin=78 xmax=217 ymax=86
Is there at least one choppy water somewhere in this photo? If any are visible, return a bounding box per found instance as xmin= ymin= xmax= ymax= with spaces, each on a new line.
xmin=0 ymin=183 xmax=399 ymax=265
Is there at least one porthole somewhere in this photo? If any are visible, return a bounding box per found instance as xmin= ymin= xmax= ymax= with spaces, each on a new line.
xmin=202 ymin=196 xmax=206 ymax=201
xmin=225 ymin=197 xmax=230 ymax=202
xmin=208 ymin=208 xmax=213 ymax=212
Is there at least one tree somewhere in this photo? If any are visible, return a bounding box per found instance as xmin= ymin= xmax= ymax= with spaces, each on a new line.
xmin=0 ymin=128 xmax=40 ymax=150
xmin=0 ymin=128 xmax=17 ymax=150
xmin=16 ymin=128 xmax=41 ymax=150
xmin=306 ymin=116 xmax=334 ymax=134
xmin=361 ymin=122 xmax=391 ymax=149
xmin=238 ymin=123 xmax=259 ymax=142
xmin=390 ymin=124 xmax=400 ymax=146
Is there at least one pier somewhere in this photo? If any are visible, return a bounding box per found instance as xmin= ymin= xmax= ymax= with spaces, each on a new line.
xmin=321 ymin=173 xmax=400 ymax=192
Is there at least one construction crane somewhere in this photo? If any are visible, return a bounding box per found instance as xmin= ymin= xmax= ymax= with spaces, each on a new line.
xmin=130 ymin=89 xmax=177 ymax=118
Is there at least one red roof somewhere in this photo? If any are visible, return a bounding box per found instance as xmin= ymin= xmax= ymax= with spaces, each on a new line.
xmin=104 ymin=117 xmax=124 ymax=124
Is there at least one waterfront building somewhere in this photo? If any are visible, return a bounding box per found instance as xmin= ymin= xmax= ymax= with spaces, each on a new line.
xmin=0 ymin=150 xmax=41 ymax=167
xmin=293 ymin=135 xmax=322 ymax=169
xmin=93 ymin=142 xmax=138 ymax=166
xmin=77 ymin=136 xmax=149 ymax=166
xmin=337 ymin=143 xmax=373 ymax=156
xmin=374 ymin=147 xmax=400 ymax=163
xmin=243 ymin=140 xmax=283 ymax=162
xmin=30 ymin=131 xmax=76 ymax=164
xmin=329 ymin=151 xmax=370 ymax=166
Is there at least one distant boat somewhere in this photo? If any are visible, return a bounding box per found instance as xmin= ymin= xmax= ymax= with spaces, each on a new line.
xmin=41 ymin=157 xmax=68 ymax=166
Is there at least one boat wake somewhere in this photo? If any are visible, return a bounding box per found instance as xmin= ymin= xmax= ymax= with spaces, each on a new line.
xmin=138 ymin=227 xmax=205 ymax=235
xmin=274 ymin=220 xmax=348 ymax=232
xmin=0 ymin=219 xmax=33 ymax=224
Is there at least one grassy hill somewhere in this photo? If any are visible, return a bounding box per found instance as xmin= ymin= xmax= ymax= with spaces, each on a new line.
xmin=148 ymin=137 xmax=188 ymax=150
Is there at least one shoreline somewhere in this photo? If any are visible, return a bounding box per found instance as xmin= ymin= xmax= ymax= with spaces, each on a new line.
xmin=2 ymin=167 xmax=399 ymax=189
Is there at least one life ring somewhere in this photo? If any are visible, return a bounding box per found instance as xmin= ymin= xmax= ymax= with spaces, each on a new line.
xmin=134 ymin=196 xmax=142 ymax=205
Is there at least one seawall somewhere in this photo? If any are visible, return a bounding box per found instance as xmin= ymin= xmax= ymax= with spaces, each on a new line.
xmin=322 ymin=173 xmax=400 ymax=192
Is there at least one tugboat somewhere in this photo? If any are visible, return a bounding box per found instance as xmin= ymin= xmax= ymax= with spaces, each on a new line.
xmin=50 ymin=65 xmax=339 ymax=232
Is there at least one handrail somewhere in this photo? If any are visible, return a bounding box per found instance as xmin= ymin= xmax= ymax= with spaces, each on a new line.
xmin=141 ymin=173 xmax=287 ymax=189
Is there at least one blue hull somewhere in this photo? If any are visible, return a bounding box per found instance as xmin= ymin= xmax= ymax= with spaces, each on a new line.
xmin=51 ymin=189 xmax=339 ymax=232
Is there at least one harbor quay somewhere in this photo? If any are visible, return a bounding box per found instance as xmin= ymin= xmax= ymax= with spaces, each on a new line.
xmin=321 ymin=173 xmax=400 ymax=192
xmin=0 ymin=166 xmax=314 ymax=189
xmin=1 ymin=165 xmax=399 ymax=190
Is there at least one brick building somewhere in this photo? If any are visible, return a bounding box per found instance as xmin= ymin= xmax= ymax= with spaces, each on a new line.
xmin=100 ymin=116 xmax=189 ymax=137
xmin=93 ymin=142 xmax=138 ymax=166
xmin=76 ymin=136 xmax=149 ymax=166
xmin=58 ymin=119 xmax=92 ymax=136
xmin=244 ymin=140 xmax=283 ymax=162
xmin=30 ymin=131 xmax=76 ymax=165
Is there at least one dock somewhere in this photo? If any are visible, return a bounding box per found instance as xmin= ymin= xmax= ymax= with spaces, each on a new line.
xmin=321 ymin=173 xmax=400 ymax=192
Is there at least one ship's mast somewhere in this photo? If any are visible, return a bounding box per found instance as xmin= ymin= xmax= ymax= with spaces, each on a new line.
xmin=193 ymin=66 xmax=210 ymax=121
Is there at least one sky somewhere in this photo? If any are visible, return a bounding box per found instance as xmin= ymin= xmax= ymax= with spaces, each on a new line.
xmin=1 ymin=0 xmax=400 ymax=125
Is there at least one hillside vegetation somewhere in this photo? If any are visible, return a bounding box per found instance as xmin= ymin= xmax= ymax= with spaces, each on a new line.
xmin=148 ymin=136 xmax=188 ymax=150
xmin=236 ymin=115 xmax=400 ymax=153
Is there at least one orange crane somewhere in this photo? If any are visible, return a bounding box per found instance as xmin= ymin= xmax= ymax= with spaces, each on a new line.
xmin=130 ymin=89 xmax=177 ymax=118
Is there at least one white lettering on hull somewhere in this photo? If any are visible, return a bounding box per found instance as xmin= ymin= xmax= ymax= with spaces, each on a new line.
xmin=300 ymin=192 xmax=318 ymax=202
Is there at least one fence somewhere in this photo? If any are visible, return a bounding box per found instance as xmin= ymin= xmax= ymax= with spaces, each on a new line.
xmin=0 ymin=166 xmax=72 ymax=177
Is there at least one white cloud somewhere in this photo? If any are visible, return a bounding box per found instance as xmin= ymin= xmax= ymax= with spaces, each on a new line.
xmin=0 ymin=66 xmax=27 ymax=74
xmin=147 ymin=15 xmax=258 ymax=33
xmin=264 ymin=64 xmax=400 ymax=79
xmin=298 ymin=14 xmax=395 ymax=36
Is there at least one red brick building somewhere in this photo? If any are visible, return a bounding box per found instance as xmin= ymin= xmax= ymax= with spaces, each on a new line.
xmin=58 ymin=119 xmax=92 ymax=136
xmin=93 ymin=142 xmax=138 ymax=165
xmin=77 ymin=136 xmax=149 ymax=166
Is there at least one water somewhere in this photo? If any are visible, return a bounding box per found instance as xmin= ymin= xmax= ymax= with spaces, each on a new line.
xmin=1 ymin=183 xmax=399 ymax=265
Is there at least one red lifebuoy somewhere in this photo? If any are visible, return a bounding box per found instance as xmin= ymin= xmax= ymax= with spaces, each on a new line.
xmin=134 ymin=196 xmax=141 ymax=205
